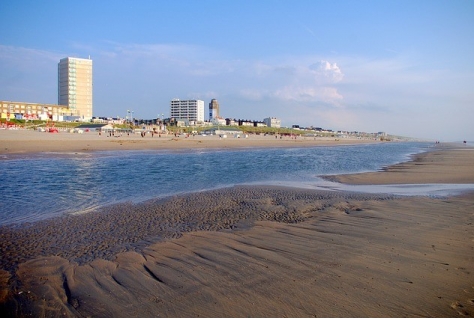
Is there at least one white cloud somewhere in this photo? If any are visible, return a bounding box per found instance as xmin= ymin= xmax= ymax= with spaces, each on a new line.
xmin=308 ymin=61 xmax=344 ymax=83
xmin=89 ymin=44 xmax=346 ymax=107
xmin=273 ymin=86 xmax=343 ymax=104
xmin=235 ymin=59 xmax=345 ymax=105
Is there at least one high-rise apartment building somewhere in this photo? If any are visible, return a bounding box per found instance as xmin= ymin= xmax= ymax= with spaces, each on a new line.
xmin=170 ymin=99 xmax=205 ymax=123
xmin=58 ymin=57 xmax=93 ymax=120
xmin=208 ymin=99 xmax=220 ymax=120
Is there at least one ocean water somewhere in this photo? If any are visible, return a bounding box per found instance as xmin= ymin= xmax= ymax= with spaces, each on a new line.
xmin=0 ymin=142 xmax=465 ymax=226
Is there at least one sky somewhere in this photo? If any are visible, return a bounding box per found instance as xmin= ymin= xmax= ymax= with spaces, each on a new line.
xmin=0 ymin=0 xmax=473 ymax=141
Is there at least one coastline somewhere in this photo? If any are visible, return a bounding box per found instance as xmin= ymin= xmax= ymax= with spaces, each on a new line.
xmin=1 ymin=136 xmax=473 ymax=317
xmin=323 ymin=143 xmax=474 ymax=184
xmin=0 ymin=129 xmax=381 ymax=156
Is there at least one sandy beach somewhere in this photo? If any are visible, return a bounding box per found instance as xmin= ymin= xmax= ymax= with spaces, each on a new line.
xmin=325 ymin=143 xmax=474 ymax=185
xmin=0 ymin=131 xmax=473 ymax=317
xmin=0 ymin=128 xmax=378 ymax=155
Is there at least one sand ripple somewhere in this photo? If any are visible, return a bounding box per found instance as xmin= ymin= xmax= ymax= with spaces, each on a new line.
xmin=0 ymin=186 xmax=394 ymax=271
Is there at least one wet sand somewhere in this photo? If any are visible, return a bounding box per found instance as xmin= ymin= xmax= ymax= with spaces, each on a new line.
xmin=0 ymin=141 xmax=473 ymax=317
xmin=325 ymin=143 xmax=474 ymax=184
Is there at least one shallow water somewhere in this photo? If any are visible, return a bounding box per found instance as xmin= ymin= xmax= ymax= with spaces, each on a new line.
xmin=1 ymin=142 xmax=469 ymax=226
xmin=262 ymin=179 xmax=474 ymax=197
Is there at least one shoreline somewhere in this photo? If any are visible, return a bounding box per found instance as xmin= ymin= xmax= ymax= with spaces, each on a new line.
xmin=1 ymin=138 xmax=473 ymax=317
xmin=323 ymin=143 xmax=474 ymax=184
xmin=1 ymin=128 xmax=384 ymax=156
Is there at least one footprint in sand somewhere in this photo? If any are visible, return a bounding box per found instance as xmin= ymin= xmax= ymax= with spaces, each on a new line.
xmin=451 ymin=301 xmax=471 ymax=316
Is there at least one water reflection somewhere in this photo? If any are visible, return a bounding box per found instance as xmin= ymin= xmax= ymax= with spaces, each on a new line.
xmin=0 ymin=143 xmax=432 ymax=225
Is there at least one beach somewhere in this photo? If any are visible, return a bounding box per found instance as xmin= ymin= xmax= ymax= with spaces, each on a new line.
xmin=325 ymin=143 xmax=474 ymax=185
xmin=0 ymin=129 xmax=378 ymax=156
xmin=0 ymin=131 xmax=473 ymax=317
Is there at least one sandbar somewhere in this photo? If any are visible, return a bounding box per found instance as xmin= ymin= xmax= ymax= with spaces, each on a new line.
xmin=325 ymin=143 xmax=474 ymax=184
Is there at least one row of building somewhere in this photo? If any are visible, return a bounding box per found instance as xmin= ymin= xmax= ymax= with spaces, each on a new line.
xmin=2 ymin=56 xmax=283 ymax=129
xmin=169 ymin=98 xmax=281 ymax=128
xmin=2 ymin=57 xmax=92 ymax=122
xmin=0 ymin=100 xmax=80 ymax=122
xmin=2 ymin=56 xmax=383 ymax=136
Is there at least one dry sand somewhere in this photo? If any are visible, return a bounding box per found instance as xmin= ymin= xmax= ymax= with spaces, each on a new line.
xmin=0 ymin=132 xmax=473 ymax=317
xmin=0 ymin=128 xmax=377 ymax=155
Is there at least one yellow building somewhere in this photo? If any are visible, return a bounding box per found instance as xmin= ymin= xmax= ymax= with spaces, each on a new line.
xmin=58 ymin=57 xmax=93 ymax=120
xmin=0 ymin=100 xmax=75 ymax=120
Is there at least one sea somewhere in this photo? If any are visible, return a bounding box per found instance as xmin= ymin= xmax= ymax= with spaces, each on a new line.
xmin=1 ymin=142 xmax=473 ymax=226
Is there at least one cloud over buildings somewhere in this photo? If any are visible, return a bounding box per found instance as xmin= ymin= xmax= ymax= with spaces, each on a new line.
xmin=235 ymin=59 xmax=345 ymax=106
xmin=270 ymin=60 xmax=344 ymax=104
xmin=1 ymin=42 xmax=473 ymax=140
xmin=273 ymin=86 xmax=343 ymax=104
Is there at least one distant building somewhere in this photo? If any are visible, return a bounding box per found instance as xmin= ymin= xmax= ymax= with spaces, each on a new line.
xmin=170 ymin=99 xmax=205 ymax=123
xmin=208 ymin=99 xmax=220 ymax=121
xmin=58 ymin=57 xmax=93 ymax=121
xmin=202 ymin=127 xmax=243 ymax=136
xmin=211 ymin=117 xmax=226 ymax=126
xmin=263 ymin=117 xmax=281 ymax=128
xmin=226 ymin=118 xmax=238 ymax=126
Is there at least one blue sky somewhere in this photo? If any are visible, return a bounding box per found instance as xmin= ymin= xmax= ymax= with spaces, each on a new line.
xmin=1 ymin=0 xmax=473 ymax=141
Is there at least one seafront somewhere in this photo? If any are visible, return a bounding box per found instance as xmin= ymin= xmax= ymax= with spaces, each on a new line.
xmin=0 ymin=133 xmax=473 ymax=317
xmin=0 ymin=128 xmax=380 ymax=155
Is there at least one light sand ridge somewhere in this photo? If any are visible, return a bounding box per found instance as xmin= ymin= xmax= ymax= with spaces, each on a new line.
xmin=324 ymin=144 xmax=474 ymax=184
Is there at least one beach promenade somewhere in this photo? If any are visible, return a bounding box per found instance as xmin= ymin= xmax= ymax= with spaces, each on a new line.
xmin=0 ymin=130 xmax=473 ymax=317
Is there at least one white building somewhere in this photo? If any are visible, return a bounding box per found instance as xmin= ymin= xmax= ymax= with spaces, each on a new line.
xmin=58 ymin=57 xmax=93 ymax=121
xmin=263 ymin=117 xmax=281 ymax=128
xmin=202 ymin=127 xmax=243 ymax=136
xmin=170 ymin=99 xmax=205 ymax=123
xmin=211 ymin=117 xmax=226 ymax=126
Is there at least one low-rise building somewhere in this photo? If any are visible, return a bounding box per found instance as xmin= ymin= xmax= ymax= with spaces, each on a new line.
xmin=263 ymin=117 xmax=281 ymax=128
xmin=226 ymin=118 xmax=238 ymax=126
xmin=211 ymin=117 xmax=226 ymax=126
xmin=238 ymin=119 xmax=254 ymax=126
xmin=0 ymin=100 xmax=75 ymax=121
xmin=201 ymin=127 xmax=243 ymax=136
